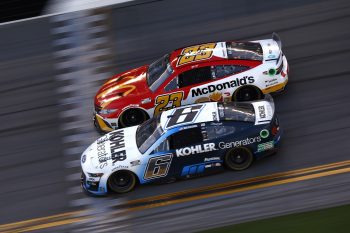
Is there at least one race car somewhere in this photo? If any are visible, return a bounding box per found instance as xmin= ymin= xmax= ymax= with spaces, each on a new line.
xmin=82 ymin=95 xmax=281 ymax=195
xmin=94 ymin=33 xmax=288 ymax=133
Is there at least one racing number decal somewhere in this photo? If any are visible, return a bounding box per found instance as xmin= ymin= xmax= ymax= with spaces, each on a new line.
xmin=144 ymin=154 xmax=173 ymax=180
xmin=154 ymin=92 xmax=184 ymax=115
xmin=165 ymin=104 xmax=204 ymax=129
xmin=177 ymin=43 xmax=216 ymax=66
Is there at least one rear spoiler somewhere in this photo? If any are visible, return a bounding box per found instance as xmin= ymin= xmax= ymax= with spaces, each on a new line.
xmin=272 ymin=32 xmax=282 ymax=50
xmin=249 ymin=94 xmax=275 ymax=125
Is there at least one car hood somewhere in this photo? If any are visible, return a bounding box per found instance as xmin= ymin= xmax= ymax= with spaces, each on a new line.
xmin=82 ymin=126 xmax=142 ymax=172
xmin=95 ymin=66 xmax=151 ymax=108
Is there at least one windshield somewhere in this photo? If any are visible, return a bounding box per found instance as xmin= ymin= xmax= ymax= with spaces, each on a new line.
xmin=136 ymin=116 xmax=163 ymax=154
xmin=218 ymin=102 xmax=255 ymax=122
xmin=147 ymin=54 xmax=174 ymax=92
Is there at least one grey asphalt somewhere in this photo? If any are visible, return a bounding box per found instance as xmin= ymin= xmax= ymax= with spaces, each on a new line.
xmin=104 ymin=0 xmax=350 ymax=231
xmin=0 ymin=19 xmax=69 ymax=224
xmin=1 ymin=0 xmax=350 ymax=232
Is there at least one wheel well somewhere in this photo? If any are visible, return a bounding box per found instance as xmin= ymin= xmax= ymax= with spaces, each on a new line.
xmin=118 ymin=107 xmax=150 ymax=128
xmin=232 ymin=85 xmax=263 ymax=101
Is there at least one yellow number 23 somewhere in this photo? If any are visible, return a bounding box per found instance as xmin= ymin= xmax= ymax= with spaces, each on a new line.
xmin=154 ymin=92 xmax=184 ymax=115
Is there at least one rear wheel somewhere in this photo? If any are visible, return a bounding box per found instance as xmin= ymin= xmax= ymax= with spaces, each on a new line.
xmin=224 ymin=147 xmax=254 ymax=171
xmin=108 ymin=171 xmax=136 ymax=193
xmin=119 ymin=108 xmax=148 ymax=128
xmin=233 ymin=86 xmax=262 ymax=102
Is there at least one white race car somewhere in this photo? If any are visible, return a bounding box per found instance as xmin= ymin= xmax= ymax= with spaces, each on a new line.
xmin=81 ymin=95 xmax=281 ymax=195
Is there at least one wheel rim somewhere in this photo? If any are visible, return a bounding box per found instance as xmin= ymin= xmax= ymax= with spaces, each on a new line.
xmin=121 ymin=109 xmax=146 ymax=127
xmin=109 ymin=171 xmax=135 ymax=193
xmin=226 ymin=147 xmax=253 ymax=171
xmin=230 ymin=151 xmax=248 ymax=165
xmin=235 ymin=87 xmax=260 ymax=101
xmin=112 ymin=173 xmax=130 ymax=187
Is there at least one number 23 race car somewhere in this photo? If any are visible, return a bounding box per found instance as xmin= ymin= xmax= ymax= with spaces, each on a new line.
xmin=82 ymin=95 xmax=281 ymax=195
xmin=94 ymin=33 xmax=288 ymax=133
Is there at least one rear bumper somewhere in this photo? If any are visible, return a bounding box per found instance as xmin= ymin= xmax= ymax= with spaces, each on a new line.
xmin=262 ymin=54 xmax=289 ymax=95
xmin=255 ymin=126 xmax=282 ymax=158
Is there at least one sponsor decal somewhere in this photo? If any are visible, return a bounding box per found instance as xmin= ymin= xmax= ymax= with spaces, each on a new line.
xmin=260 ymin=129 xmax=269 ymax=138
xmin=97 ymin=75 xmax=136 ymax=108
xmin=209 ymin=92 xmax=223 ymax=101
xmin=258 ymin=105 xmax=266 ymax=119
xmin=177 ymin=43 xmax=216 ymax=66
xmin=109 ymin=130 xmax=127 ymax=164
xmin=268 ymin=54 xmax=276 ymax=59
xmin=144 ymin=154 xmax=173 ymax=180
xmin=97 ymin=135 xmax=109 ymax=145
xmin=176 ymin=143 xmax=217 ymax=157
xmin=165 ymin=104 xmax=203 ymax=128
xmin=265 ymin=78 xmax=278 ymax=88
xmin=97 ymin=138 xmax=109 ymax=169
xmin=87 ymin=177 xmax=100 ymax=182
xmin=112 ymin=165 xmax=129 ymax=171
xmin=194 ymin=92 xmax=224 ymax=103
xmin=204 ymin=157 xmax=220 ymax=162
xmin=257 ymin=141 xmax=274 ymax=152
xmin=218 ymin=136 xmax=261 ymax=149
xmin=212 ymin=111 xmax=218 ymax=121
xmin=130 ymin=160 xmax=141 ymax=167
xmin=182 ymin=125 xmax=198 ymax=130
xmin=154 ymin=92 xmax=183 ymax=115
xmin=81 ymin=154 xmax=86 ymax=163
xmin=191 ymin=76 xmax=255 ymax=97
xmin=205 ymin=162 xmax=222 ymax=168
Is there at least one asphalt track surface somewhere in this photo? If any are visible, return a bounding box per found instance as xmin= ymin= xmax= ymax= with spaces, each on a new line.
xmin=1 ymin=0 xmax=350 ymax=232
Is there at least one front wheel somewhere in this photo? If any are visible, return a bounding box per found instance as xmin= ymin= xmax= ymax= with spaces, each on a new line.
xmin=119 ymin=108 xmax=148 ymax=128
xmin=108 ymin=171 xmax=137 ymax=193
xmin=224 ymin=147 xmax=254 ymax=171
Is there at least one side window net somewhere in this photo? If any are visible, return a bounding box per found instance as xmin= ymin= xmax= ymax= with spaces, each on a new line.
xmin=169 ymin=127 xmax=203 ymax=149
xmin=178 ymin=67 xmax=212 ymax=88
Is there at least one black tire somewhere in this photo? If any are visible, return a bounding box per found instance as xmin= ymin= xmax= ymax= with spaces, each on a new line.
xmin=108 ymin=171 xmax=137 ymax=193
xmin=119 ymin=108 xmax=148 ymax=128
xmin=224 ymin=147 xmax=254 ymax=171
xmin=232 ymin=86 xmax=262 ymax=102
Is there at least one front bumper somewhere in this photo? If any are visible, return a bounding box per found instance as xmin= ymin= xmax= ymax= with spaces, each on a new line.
xmin=81 ymin=172 xmax=108 ymax=196
xmin=93 ymin=113 xmax=118 ymax=134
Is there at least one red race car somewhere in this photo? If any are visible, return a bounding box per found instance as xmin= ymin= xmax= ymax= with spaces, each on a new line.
xmin=94 ymin=33 xmax=288 ymax=133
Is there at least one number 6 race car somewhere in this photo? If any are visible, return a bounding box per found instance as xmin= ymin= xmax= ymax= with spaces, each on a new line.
xmin=82 ymin=95 xmax=281 ymax=195
xmin=94 ymin=33 xmax=288 ymax=133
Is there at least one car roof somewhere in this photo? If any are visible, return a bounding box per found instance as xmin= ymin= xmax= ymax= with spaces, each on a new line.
xmin=160 ymin=102 xmax=219 ymax=130
xmin=169 ymin=41 xmax=263 ymax=70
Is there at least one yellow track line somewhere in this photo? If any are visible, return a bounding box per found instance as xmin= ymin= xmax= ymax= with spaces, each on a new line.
xmin=2 ymin=218 xmax=89 ymax=233
xmin=127 ymin=159 xmax=350 ymax=205
xmin=0 ymin=211 xmax=82 ymax=231
xmin=126 ymin=166 xmax=350 ymax=212
xmin=2 ymin=160 xmax=350 ymax=232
